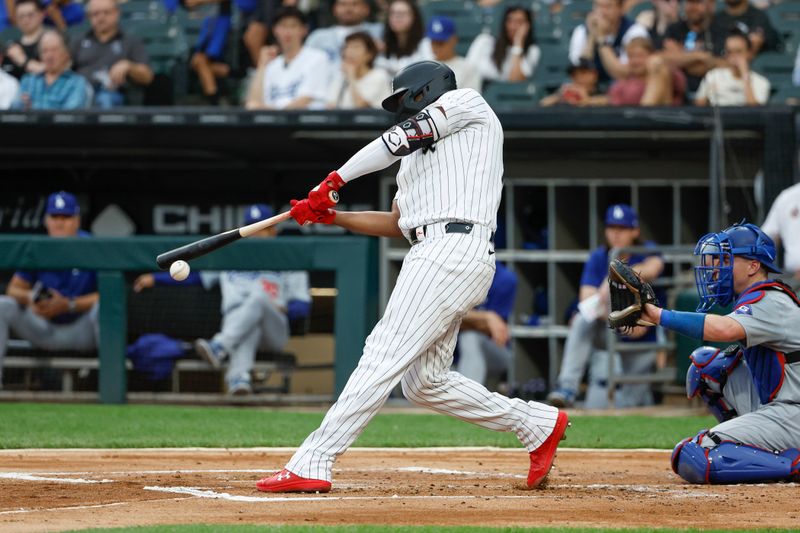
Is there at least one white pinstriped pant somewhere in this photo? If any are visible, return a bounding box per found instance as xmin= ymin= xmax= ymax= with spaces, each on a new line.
xmin=285 ymin=229 xmax=558 ymax=482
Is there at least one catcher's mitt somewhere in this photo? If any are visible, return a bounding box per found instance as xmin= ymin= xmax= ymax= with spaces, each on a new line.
xmin=607 ymin=259 xmax=659 ymax=332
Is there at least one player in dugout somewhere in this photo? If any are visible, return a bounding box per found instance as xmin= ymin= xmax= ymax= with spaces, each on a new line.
xmin=0 ymin=191 xmax=99 ymax=390
xmin=134 ymin=204 xmax=311 ymax=395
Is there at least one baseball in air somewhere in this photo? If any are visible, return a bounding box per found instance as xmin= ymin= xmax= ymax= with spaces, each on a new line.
xmin=170 ymin=260 xmax=190 ymax=281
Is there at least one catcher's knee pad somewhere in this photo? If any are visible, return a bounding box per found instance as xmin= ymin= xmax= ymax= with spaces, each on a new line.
xmin=686 ymin=345 xmax=741 ymax=422
xmin=672 ymin=431 xmax=800 ymax=484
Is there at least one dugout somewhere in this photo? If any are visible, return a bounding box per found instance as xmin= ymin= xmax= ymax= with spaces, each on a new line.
xmin=0 ymin=106 xmax=797 ymax=404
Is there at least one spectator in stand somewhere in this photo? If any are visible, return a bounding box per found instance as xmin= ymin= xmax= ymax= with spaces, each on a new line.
xmin=188 ymin=0 xmax=235 ymax=105
xmin=540 ymin=58 xmax=605 ymax=106
xmin=695 ymin=29 xmax=769 ymax=106
xmin=12 ymin=30 xmax=91 ymax=109
xmin=133 ymin=205 xmax=312 ymax=396
xmin=710 ymin=0 xmax=779 ymax=56
xmin=243 ymin=0 xmax=296 ymax=66
xmin=425 ymin=15 xmax=481 ymax=91
xmin=467 ymin=6 xmax=540 ymax=86
xmin=375 ymin=0 xmax=431 ymax=76
xmin=0 ymin=47 xmax=19 ymax=108
xmin=41 ymin=0 xmax=84 ymax=30
xmin=761 ymin=183 xmax=800 ymax=291
xmin=633 ymin=0 xmax=679 ymax=49
xmin=245 ymin=6 xmax=329 ymax=109
xmin=303 ymin=0 xmax=382 ymax=65
xmin=456 ymin=262 xmax=517 ymax=391
xmin=607 ymin=36 xmax=685 ymax=105
xmin=2 ymin=0 xmax=45 ymax=79
xmin=70 ymin=0 xmax=154 ymax=108
xmin=568 ymin=0 xmax=649 ymax=85
xmin=0 ymin=192 xmax=99 ymax=391
xmin=661 ymin=0 xmax=720 ymax=101
xmin=327 ymin=31 xmax=390 ymax=109
xmin=546 ymin=204 xmax=664 ymax=409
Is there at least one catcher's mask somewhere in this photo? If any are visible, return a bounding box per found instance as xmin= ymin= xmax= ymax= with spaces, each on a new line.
xmin=381 ymin=61 xmax=457 ymax=121
xmin=693 ymin=221 xmax=781 ymax=312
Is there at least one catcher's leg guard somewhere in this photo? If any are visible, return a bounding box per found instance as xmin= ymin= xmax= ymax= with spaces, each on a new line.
xmin=686 ymin=345 xmax=741 ymax=422
xmin=672 ymin=430 xmax=800 ymax=484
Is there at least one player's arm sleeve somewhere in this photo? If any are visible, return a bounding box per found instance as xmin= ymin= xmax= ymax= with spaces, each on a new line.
xmin=336 ymin=103 xmax=449 ymax=181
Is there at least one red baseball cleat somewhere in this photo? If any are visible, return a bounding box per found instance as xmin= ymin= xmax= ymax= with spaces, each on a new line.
xmin=256 ymin=469 xmax=331 ymax=493
xmin=527 ymin=410 xmax=570 ymax=489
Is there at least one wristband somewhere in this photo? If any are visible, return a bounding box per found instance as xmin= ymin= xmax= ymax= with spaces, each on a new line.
xmin=509 ymin=45 xmax=523 ymax=56
xmin=68 ymin=298 xmax=76 ymax=313
xmin=659 ymin=309 xmax=706 ymax=339
xmin=22 ymin=57 xmax=30 ymax=70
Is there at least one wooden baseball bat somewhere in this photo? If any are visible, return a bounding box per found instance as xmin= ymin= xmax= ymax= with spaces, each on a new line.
xmin=156 ymin=211 xmax=292 ymax=269
xmin=155 ymin=190 xmax=339 ymax=269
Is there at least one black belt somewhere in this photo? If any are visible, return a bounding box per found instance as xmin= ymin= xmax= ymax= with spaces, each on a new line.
xmin=408 ymin=222 xmax=493 ymax=245
xmin=786 ymin=351 xmax=800 ymax=364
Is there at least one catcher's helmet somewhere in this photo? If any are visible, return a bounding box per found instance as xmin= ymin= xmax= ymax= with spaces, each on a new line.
xmin=693 ymin=221 xmax=780 ymax=312
xmin=381 ymin=61 xmax=457 ymax=120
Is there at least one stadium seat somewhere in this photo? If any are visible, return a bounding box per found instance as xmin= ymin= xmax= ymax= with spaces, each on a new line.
xmin=421 ymin=0 xmax=477 ymax=20
xmin=0 ymin=25 xmax=21 ymax=43
xmin=533 ymin=42 xmax=570 ymax=94
xmin=483 ymin=80 xmax=537 ymax=110
xmin=770 ymin=85 xmax=800 ymax=105
xmin=554 ymin=0 xmax=592 ymax=40
xmin=767 ymin=1 xmax=800 ymax=47
xmin=120 ymin=0 xmax=168 ymax=22
xmin=752 ymin=51 xmax=795 ymax=88
xmin=456 ymin=17 xmax=487 ymax=55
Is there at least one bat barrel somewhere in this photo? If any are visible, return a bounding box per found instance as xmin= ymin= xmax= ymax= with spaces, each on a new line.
xmin=156 ymin=229 xmax=242 ymax=269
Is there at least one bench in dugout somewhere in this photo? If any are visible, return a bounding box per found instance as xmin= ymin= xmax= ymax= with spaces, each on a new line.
xmin=3 ymin=284 xmax=302 ymax=395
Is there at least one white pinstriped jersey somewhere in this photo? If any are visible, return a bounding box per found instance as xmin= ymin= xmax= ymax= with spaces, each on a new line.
xmin=394 ymin=88 xmax=504 ymax=232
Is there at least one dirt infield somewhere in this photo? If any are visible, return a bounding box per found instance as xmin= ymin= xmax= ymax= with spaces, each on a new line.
xmin=1 ymin=448 xmax=798 ymax=532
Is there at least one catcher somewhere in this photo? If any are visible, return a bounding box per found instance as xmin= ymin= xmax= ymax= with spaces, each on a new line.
xmin=608 ymin=221 xmax=800 ymax=484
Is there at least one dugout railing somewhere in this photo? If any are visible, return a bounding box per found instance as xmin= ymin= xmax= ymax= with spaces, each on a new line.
xmin=0 ymin=235 xmax=378 ymax=404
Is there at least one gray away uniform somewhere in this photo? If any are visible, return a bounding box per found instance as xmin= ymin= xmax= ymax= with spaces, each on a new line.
xmin=702 ymin=284 xmax=800 ymax=451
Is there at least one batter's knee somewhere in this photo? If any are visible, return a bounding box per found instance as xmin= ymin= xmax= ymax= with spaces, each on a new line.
xmin=400 ymin=370 xmax=442 ymax=406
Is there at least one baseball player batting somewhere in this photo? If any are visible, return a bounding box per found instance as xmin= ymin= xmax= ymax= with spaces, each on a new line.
xmin=609 ymin=222 xmax=800 ymax=483
xmin=256 ymin=60 xmax=569 ymax=493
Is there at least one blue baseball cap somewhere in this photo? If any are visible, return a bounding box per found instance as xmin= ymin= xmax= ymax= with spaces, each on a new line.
xmin=243 ymin=204 xmax=275 ymax=225
xmin=605 ymin=204 xmax=638 ymax=228
xmin=426 ymin=16 xmax=456 ymax=41
xmin=46 ymin=191 xmax=80 ymax=216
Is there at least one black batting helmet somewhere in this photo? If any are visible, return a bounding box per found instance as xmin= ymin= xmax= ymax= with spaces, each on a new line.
xmin=381 ymin=61 xmax=457 ymax=120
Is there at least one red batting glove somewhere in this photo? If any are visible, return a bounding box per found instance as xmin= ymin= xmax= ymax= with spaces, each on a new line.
xmin=308 ymin=171 xmax=345 ymax=212
xmin=290 ymin=199 xmax=336 ymax=226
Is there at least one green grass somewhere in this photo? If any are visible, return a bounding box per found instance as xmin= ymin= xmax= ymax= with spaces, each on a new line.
xmin=0 ymin=403 xmax=714 ymax=449
xmin=68 ymin=527 xmax=799 ymax=533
